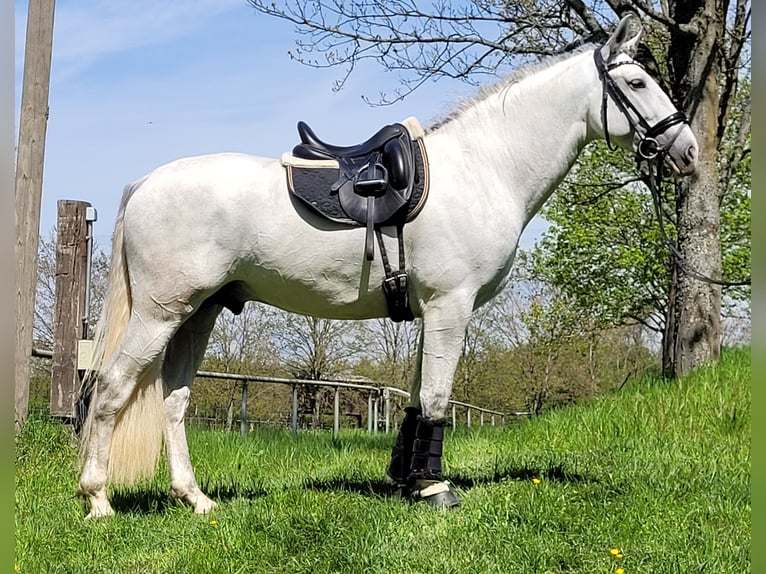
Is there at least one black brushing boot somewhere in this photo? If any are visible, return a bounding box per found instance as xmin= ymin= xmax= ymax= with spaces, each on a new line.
xmin=386 ymin=406 xmax=421 ymax=487
xmin=407 ymin=416 xmax=460 ymax=508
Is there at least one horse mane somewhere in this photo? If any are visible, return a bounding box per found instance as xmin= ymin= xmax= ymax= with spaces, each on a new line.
xmin=426 ymin=44 xmax=597 ymax=133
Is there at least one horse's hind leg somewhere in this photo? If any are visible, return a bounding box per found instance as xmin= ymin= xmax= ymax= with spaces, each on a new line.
xmin=78 ymin=311 xmax=182 ymax=519
xmin=161 ymin=303 xmax=222 ymax=514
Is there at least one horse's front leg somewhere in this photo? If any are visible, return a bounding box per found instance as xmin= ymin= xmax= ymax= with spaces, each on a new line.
xmin=389 ymin=294 xmax=472 ymax=508
xmin=387 ymin=328 xmax=423 ymax=487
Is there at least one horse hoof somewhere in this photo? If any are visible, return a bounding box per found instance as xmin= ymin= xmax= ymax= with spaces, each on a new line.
xmin=85 ymin=504 xmax=115 ymax=519
xmin=409 ymin=481 xmax=460 ymax=508
xmin=193 ymin=498 xmax=218 ymax=515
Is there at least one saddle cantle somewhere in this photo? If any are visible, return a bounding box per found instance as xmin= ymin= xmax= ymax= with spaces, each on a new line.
xmin=282 ymin=117 xmax=430 ymax=322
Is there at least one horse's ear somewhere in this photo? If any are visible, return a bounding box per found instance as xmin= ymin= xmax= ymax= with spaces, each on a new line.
xmin=600 ymin=14 xmax=642 ymax=62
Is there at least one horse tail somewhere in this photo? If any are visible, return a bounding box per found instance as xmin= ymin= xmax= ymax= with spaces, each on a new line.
xmin=79 ymin=178 xmax=166 ymax=486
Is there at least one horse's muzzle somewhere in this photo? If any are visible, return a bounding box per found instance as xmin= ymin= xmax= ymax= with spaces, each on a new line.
xmin=666 ymin=143 xmax=698 ymax=177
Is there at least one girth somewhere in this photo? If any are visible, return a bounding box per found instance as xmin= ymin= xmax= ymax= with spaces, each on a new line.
xmin=283 ymin=117 xmax=430 ymax=322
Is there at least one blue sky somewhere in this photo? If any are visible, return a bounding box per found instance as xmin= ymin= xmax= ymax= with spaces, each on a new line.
xmin=15 ymin=0 xmax=546 ymax=249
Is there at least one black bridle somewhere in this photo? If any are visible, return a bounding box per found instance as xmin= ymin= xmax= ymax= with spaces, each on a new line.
xmin=594 ymin=48 xmax=751 ymax=288
xmin=594 ymin=48 xmax=688 ymax=161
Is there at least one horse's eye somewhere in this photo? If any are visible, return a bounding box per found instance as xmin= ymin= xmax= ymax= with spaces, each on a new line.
xmin=628 ymin=79 xmax=646 ymax=89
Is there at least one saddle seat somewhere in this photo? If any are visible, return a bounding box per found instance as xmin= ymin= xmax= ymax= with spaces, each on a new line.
xmin=293 ymin=121 xmax=407 ymax=161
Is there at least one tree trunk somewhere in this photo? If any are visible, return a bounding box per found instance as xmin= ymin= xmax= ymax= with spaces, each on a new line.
xmin=662 ymin=260 xmax=678 ymax=378
xmin=666 ymin=0 xmax=723 ymax=376
xmin=673 ymin=144 xmax=722 ymax=375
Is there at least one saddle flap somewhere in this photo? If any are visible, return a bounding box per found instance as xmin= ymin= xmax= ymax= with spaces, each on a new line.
xmin=384 ymin=137 xmax=411 ymax=189
xmin=338 ymin=179 xmax=408 ymax=225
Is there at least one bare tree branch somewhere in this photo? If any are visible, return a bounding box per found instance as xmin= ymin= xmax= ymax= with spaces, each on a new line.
xmin=562 ymin=0 xmax=603 ymax=35
xmin=717 ymin=1 xmax=751 ymax=144
xmin=248 ymin=0 xmax=588 ymax=103
xmin=604 ymin=0 xmax=687 ymax=32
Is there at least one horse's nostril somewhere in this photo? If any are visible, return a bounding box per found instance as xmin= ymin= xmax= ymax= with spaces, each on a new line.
xmin=686 ymin=145 xmax=698 ymax=165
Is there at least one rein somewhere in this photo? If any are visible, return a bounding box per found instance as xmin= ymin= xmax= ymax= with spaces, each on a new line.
xmin=594 ymin=49 xmax=751 ymax=289
xmin=644 ymin=158 xmax=751 ymax=287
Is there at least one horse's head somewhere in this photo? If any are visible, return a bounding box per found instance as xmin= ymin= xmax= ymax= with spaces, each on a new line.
xmin=590 ymin=14 xmax=698 ymax=176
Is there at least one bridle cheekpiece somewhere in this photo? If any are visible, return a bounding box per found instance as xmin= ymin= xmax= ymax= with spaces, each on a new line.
xmin=593 ymin=48 xmax=687 ymax=163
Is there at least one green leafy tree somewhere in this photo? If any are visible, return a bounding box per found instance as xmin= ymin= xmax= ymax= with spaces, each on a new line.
xmin=533 ymin=148 xmax=667 ymax=331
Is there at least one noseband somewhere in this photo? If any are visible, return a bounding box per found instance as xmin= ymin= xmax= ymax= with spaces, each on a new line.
xmin=594 ymin=49 xmax=687 ymax=162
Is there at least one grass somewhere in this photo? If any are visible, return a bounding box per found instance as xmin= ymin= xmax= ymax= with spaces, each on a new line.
xmin=16 ymin=347 xmax=750 ymax=573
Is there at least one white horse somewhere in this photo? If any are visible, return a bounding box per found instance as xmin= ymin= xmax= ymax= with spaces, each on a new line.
xmin=78 ymin=15 xmax=697 ymax=517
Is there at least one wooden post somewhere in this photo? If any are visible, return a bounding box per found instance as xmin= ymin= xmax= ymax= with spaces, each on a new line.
xmin=384 ymin=388 xmax=391 ymax=433
xmin=290 ymin=384 xmax=298 ymax=433
xmin=15 ymin=0 xmax=56 ymax=430
xmin=50 ymin=200 xmax=91 ymax=419
xmin=367 ymin=393 xmax=373 ymax=433
xmin=333 ymin=387 xmax=339 ymax=439
xmin=239 ymin=381 xmax=248 ymax=436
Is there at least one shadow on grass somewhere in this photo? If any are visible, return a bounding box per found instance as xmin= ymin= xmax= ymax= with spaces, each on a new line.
xmin=109 ymin=482 xmax=270 ymax=515
xmin=107 ymin=465 xmax=596 ymax=514
xmin=448 ymin=463 xmax=594 ymax=489
xmin=303 ymin=477 xmax=397 ymax=498
xmin=303 ymin=464 xmax=596 ymax=500
xmin=108 ymin=488 xmax=175 ymax=515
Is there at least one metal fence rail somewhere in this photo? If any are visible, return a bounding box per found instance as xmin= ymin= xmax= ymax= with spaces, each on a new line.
xmin=195 ymin=370 xmax=382 ymax=437
xmin=194 ymin=370 xmax=530 ymax=438
xmin=32 ymin=348 xmax=530 ymax=438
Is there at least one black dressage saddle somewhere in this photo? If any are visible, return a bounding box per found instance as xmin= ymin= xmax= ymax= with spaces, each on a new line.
xmin=292 ymin=121 xmax=417 ymax=261
xmin=285 ymin=120 xmax=429 ymax=322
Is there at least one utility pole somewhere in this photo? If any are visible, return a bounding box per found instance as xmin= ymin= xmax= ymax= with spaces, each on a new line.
xmin=15 ymin=0 xmax=56 ymax=431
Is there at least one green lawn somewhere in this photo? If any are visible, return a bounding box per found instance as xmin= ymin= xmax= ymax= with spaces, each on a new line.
xmin=15 ymin=347 xmax=750 ymax=573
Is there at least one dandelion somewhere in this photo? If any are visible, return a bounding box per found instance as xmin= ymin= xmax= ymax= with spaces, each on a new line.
xmin=15 ymin=564 xmax=19 ymax=572
xmin=610 ymin=548 xmax=621 ymax=557
xmin=532 ymin=478 xmax=541 ymax=485
xmin=210 ymin=519 xmax=218 ymax=526
xmin=615 ymin=568 xmax=625 ymax=574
